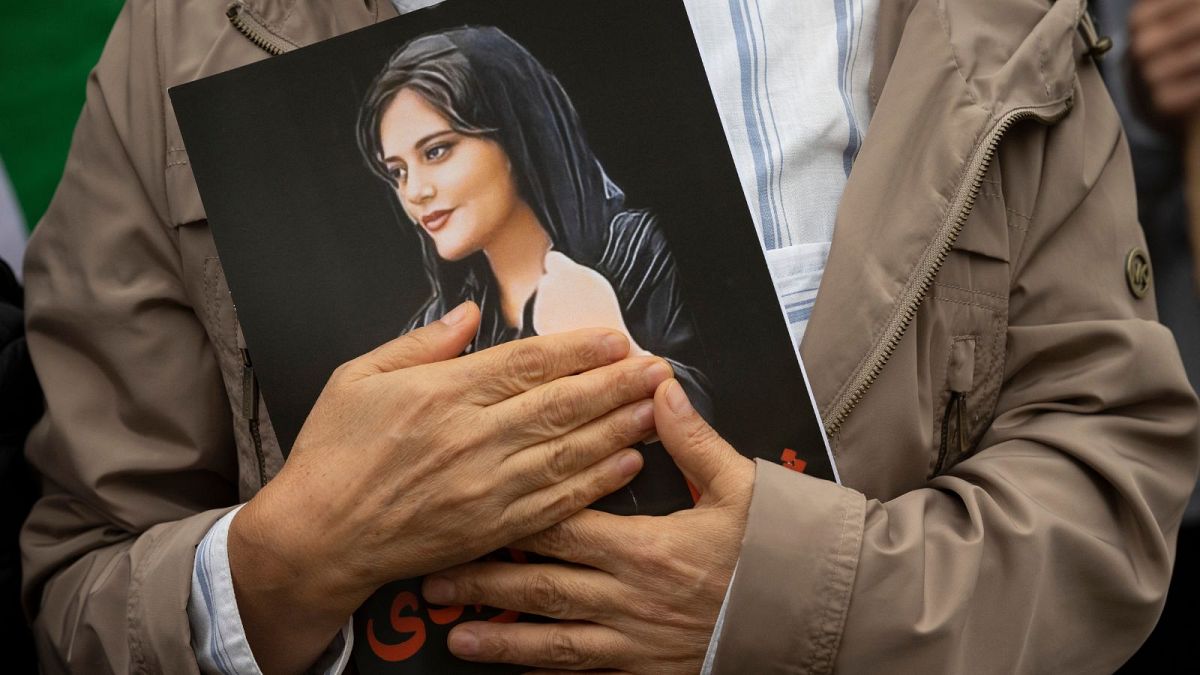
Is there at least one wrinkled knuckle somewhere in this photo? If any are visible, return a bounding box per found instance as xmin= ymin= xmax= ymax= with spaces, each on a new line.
xmin=545 ymin=485 xmax=587 ymax=520
xmin=616 ymin=359 xmax=647 ymax=394
xmin=541 ymin=384 xmax=581 ymax=430
xmin=607 ymin=406 xmax=637 ymax=440
xmin=546 ymin=629 xmax=585 ymax=666
xmin=507 ymin=345 xmax=550 ymax=386
xmin=565 ymin=333 xmax=602 ymax=366
xmin=526 ymin=573 xmax=569 ymax=617
xmin=544 ymin=438 xmax=577 ymax=483
xmin=540 ymin=522 xmax=579 ymax=560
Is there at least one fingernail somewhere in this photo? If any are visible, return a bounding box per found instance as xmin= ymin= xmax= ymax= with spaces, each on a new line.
xmin=616 ymin=450 xmax=643 ymax=476
xmin=449 ymin=627 xmax=479 ymax=657
xmin=423 ymin=577 xmax=456 ymax=603
xmin=666 ymin=380 xmax=692 ymax=415
xmin=632 ymin=400 xmax=655 ymax=430
xmin=643 ymin=360 xmax=672 ymax=390
xmin=440 ymin=302 xmax=470 ymax=326
xmin=603 ymin=333 xmax=628 ymax=360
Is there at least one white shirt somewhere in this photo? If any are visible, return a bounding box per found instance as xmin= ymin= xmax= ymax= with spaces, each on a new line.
xmin=188 ymin=0 xmax=877 ymax=672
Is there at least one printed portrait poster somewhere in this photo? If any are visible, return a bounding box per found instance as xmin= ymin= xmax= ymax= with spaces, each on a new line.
xmin=171 ymin=0 xmax=837 ymax=672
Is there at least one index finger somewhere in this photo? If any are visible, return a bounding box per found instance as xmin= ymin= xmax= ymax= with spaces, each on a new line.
xmin=448 ymin=329 xmax=630 ymax=405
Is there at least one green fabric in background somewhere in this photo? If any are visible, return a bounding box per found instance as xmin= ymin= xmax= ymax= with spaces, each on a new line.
xmin=0 ymin=0 xmax=125 ymax=231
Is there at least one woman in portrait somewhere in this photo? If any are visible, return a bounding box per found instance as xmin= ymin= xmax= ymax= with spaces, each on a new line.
xmin=357 ymin=26 xmax=713 ymax=433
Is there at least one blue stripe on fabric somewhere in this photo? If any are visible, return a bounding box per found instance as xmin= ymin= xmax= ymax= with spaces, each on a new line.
xmin=786 ymin=304 xmax=815 ymax=322
xmin=833 ymin=0 xmax=862 ymax=177
xmin=195 ymin=532 xmax=237 ymax=674
xmin=728 ymin=0 xmax=779 ymax=250
xmin=741 ymin=0 xmax=786 ymax=248
xmin=846 ymin=0 xmax=867 ymax=164
xmin=751 ymin=0 xmax=794 ymax=247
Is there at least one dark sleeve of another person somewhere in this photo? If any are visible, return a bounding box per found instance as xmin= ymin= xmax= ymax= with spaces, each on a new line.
xmin=0 ymin=259 xmax=42 ymax=674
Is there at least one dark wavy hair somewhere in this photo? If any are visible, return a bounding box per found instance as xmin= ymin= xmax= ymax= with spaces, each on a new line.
xmin=356 ymin=33 xmax=497 ymax=187
xmin=356 ymin=26 xmax=630 ymax=345
xmin=354 ymin=27 xmax=713 ymax=431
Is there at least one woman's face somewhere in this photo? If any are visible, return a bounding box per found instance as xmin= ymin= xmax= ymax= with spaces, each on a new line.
xmin=379 ymin=88 xmax=522 ymax=261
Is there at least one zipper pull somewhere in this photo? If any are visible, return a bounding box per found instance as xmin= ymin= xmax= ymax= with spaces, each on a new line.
xmin=956 ymin=392 xmax=967 ymax=458
xmin=935 ymin=391 xmax=967 ymax=475
xmin=236 ymin=321 xmax=259 ymax=422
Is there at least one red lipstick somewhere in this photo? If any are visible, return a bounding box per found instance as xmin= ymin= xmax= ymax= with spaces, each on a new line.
xmin=421 ymin=209 xmax=454 ymax=232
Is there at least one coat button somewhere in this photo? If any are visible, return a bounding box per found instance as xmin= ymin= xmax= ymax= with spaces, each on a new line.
xmin=1125 ymin=248 xmax=1152 ymax=299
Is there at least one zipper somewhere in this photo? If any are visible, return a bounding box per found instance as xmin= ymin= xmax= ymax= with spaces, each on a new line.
xmin=934 ymin=391 xmax=966 ymax=475
xmin=237 ymin=321 xmax=269 ymax=487
xmin=823 ymin=103 xmax=1072 ymax=437
xmin=226 ymin=1 xmax=293 ymax=56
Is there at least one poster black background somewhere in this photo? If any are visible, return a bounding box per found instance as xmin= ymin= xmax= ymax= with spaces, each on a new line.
xmin=172 ymin=1 xmax=832 ymax=671
xmin=172 ymin=0 xmax=829 ymax=478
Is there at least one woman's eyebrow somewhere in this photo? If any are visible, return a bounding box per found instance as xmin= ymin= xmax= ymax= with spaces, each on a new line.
xmin=384 ymin=129 xmax=456 ymax=164
xmin=413 ymin=129 xmax=455 ymax=150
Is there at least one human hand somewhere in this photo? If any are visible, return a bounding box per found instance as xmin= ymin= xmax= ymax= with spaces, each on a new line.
xmin=1130 ymin=0 xmax=1200 ymax=119
xmin=422 ymin=378 xmax=755 ymax=675
xmin=534 ymin=251 xmax=649 ymax=355
xmin=229 ymin=302 xmax=673 ymax=673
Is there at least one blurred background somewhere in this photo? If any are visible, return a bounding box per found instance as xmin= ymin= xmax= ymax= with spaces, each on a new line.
xmin=0 ymin=1 xmax=1197 ymax=672
xmin=1098 ymin=0 xmax=1200 ymax=669
xmin=0 ymin=0 xmax=123 ymax=278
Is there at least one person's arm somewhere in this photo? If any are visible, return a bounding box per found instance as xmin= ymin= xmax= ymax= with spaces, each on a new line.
xmin=416 ymin=21 xmax=1200 ymax=675
xmin=709 ymin=52 xmax=1200 ymax=675
xmin=19 ymin=3 xmax=243 ymax=671
xmin=188 ymin=507 xmax=354 ymax=675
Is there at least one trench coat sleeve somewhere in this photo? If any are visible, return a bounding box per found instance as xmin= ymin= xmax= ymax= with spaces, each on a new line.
xmin=19 ymin=2 xmax=240 ymax=672
xmin=710 ymin=54 xmax=1200 ymax=675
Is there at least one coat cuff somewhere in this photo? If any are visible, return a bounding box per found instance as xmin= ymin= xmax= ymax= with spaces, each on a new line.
xmin=710 ymin=460 xmax=866 ymax=674
xmin=128 ymin=507 xmax=239 ymax=673
xmin=189 ymin=506 xmax=354 ymax=675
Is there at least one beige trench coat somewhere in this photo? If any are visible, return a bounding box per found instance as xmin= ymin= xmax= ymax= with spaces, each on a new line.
xmin=20 ymin=0 xmax=1200 ymax=673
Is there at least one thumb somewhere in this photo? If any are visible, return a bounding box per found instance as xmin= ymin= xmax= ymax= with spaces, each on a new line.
xmin=654 ymin=379 xmax=751 ymax=503
xmin=354 ymin=301 xmax=480 ymax=376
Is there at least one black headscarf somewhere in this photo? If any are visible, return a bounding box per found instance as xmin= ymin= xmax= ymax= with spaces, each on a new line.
xmin=391 ymin=27 xmax=625 ymax=347
xmin=363 ymin=25 xmax=713 ymax=514
xmin=366 ymin=27 xmax=710 ymax=424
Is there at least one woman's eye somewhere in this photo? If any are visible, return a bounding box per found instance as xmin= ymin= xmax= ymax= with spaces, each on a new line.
xmin=425 ymin=143 xmax=452 ymax=161
xmin=389 ymin=165 xmax=407 ymax=182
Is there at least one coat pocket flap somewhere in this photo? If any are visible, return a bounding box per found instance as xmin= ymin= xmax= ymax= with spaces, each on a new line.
xmin=953 ymin=203 xmax=1011 ymax=262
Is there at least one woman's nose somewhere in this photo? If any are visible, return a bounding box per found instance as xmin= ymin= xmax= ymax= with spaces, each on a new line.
xmin=404 ymin=174 xmax=436 ymax=205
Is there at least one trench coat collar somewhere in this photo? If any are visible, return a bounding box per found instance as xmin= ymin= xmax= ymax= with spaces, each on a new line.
xmin=799 ymin=0 xmax=1084 ymax=426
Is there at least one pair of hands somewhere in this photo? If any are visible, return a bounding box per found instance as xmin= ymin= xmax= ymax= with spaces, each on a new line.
xmin=421 ymin=376 xmax=755 ymax=675
xmin=228 ymin=302 xmax=754 ymax=674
